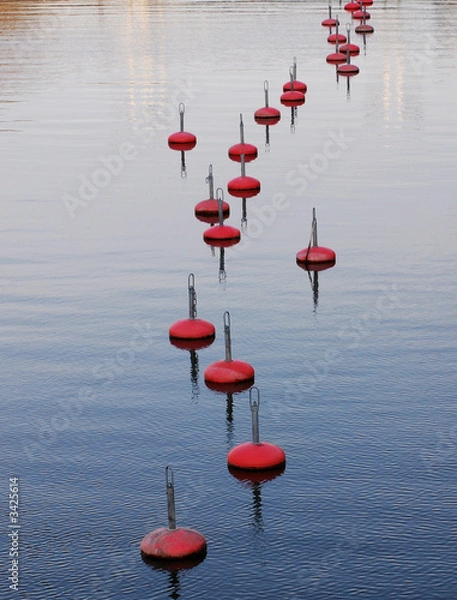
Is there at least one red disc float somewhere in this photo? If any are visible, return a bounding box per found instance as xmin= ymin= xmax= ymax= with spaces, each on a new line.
xmin=203 ymin=189 xmax=241 ymax=247
xmin=204 ymin=312 xmax=255 ymax=392
xmin=344 ymin=1 xmax=360 ymax=11
xmin=353 ymin=8 xmax=370 ymax=19
xmin=227 ymin=155 xmax=260 ymax=198
xmin=227 ymin=388 xmax=286 ymax=471
xmin=328 ymin=32 xmax=347 ymax=44
xmin=355 ymin=22 xmax=374 ymax=33
xmin=169 ymin=274 xmax=215 ymax=346
xmin=327 ymin=22 xmax=347 ymax=63
xmin=360 ymin=0 xmax=373 ymax=5
xmin=283 ymin=57 xmax=307 ymax=93
xmin=280 ymin=89 xmax=305 ymax=107
xmin=322 ymin=4 xmax=337 ymax=27
xmin=195 ymin=164 xmax=230 ymax=224
xmin=339 ymin=26 xmax=360 ymax=56
xmin=254 ymin=80 xmax=281 ymax=125
xmin=296 ymin=208 xmax=336 ymax=267
xmin=140 ymin=467 xmax=207 ymax=561
xmin=229 ymin=114 xmax=258 ymax=163
xmin=168 ymin=104 xmax=197 ymax=151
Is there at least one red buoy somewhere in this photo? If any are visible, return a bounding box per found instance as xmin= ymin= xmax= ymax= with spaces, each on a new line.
xmin=229 ymin=114 xmax=258 ymax=163
xmin=344 ymin=1 xmax=360 ymax=12
xmin=327 ymin=22 xmax=347 ymax=64
xmin=204 ymin=312 xmax=255 ymax=393
xmin=169 ymin=274 xmax=215 ymax=346
xmin=227 ymin=388 xmax=286 ymax=471
xmin=322 ymin=3 xmax=337 ymax=27
xmin=203 ymin=189 xmax=241 ymax=248
xmin=168 ymin=104 xmax=197 ymax=151
xmin=140 ymin=467 xmax=207 ymax=561
xmin=254 ymin=81 xmax=281 ymax=125
xmin=194 ymin=164 xmax=230 ymax=224
xmin=328 ymin=17 xmax=347 ymax=46
xmin=336 ymin=48 xmax=360 ymax=76
xmin=353 ymin=8 xmax=371 ymax=19
xmin=296 ymin=208 xmax=336 ymax=267
xmin=227 ymin=155 xmax=260 ymax=198
xmin=339 ymin=24 xmax=360 ymax=56
xmin=283 ymin=57 xmax=307 ymax=93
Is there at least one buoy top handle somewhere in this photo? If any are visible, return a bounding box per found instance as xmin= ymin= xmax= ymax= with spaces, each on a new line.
xmin=223 ymin=311 xmax=232 ymax=362
xmin=188 ymin=273 xmax=197 ymax=320
xmin=206 ymin=164 xmax=214 ymax=199
xmin=292 ymin=56 xmax=297 ymax=80
xmin=216 ymin=187 xmax=225 ymax=227
xmin=249 ymin=387 xmax=260 ymax=444
xmin=165 ymin=466 xmax=177 ymax=530
xmin=312 ymin=207 xmax=318 ymax=247
xmin=179 ymin=103 xmax=185 ymax=131
xmin=264 ymin=80 xmax=270 ymax=107
xmin=239 ymin=113 xmax=245 ymax=144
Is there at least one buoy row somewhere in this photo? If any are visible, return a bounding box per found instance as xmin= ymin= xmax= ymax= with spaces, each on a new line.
xmin=145 ymin=46 xmax=339 ymax=563
xmin=323 ymin=1 xmax=375 ymax=81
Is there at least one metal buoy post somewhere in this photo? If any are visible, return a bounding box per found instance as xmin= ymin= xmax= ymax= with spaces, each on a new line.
xmin=292 ymin=56 xmax=298 ymax=81
xmin=250 ymin=387 xmax=260 ymax=444
xmin=224 ymin=311 xmax=232 ymax=362
xmin=216 ymin=188 xmax=225 ymax=227
xmin=264 ymin=80 xmax=270 ymax=107
xmin=166 ymin=466 xmax=177 ymax=530
xmin=239 ymin=114 xmax=245 ymax=144
xmin=188 ymin=273 xmax=197 ymax=320
xmin=240 ymin=154 xmax=246 ymax=178
xmin=179 ymin=103 xmax=185 ymax=132
xmin=206 ymin=164 xmax=215 ymax=199
xmin=312 ymin=207 xmax=318 ymax=247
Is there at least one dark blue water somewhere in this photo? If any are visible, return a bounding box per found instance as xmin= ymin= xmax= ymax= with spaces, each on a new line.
xmin=1 ymin=0 xmax=457 ymax=598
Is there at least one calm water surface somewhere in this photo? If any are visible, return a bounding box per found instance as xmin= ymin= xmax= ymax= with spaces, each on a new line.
xmin=1 ymin=0 xmax=457 ymax=598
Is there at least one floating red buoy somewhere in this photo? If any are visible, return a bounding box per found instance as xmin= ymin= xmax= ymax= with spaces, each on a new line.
xmin=168 ymin=104 xmax=197 ymax=151
xmin=283 ymin=57 xmax=307 ymax=93
xmin=194 ymin=164 xmax=230 ymax=224
xmin=336 ymin=47 xmax=360 ymax=76
xmin=228 ymin=114 xmax=258 ymax=163
xmin=344 ymin=1 xmax=360 ymax=12
xmin=353 ymin=8 xmax=371 ymax=20
xmin=169 ymin=273 xmax=215 ymax=348
xmin=203 ymin=189 xmax=241 ymax=248
xmin=254 ymin=81 xmax=281 ymax=125
xmin=204 ymin=312 xmax=255 ymax=393
xmin=322 ymin=3 xmax=337 ymax=27
xmin=140 ymin=467 xmax=207 ymax=561
xmin=339 ymin=23 xmax=360 ymax=56
xmin=227 ymin=155 xmax=260 ymax=198
xmin=327 ymin=18 xmax=347 ymax=46
xmin=227 ymin=388 xmax=286 ymax=471
xmin=296 ymin=208 xmax=336 ymax=267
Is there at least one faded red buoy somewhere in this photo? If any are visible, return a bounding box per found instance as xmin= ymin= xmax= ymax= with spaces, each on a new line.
xmin=322 ymin=3 xmax=337 ymax=27
xmin=204 ymin=312 xmax=255 ymax=393
xmin=254 ymin=81 xmax=281 ymax=125
xmin=168 ymin=104 xmax=197 ymax=151
xmin=194 ymin=164 xmax=230 ymax=224
xmin=353 ymin=8 xmax=371 ymax=20
xmin=296 ymin=208 xmax=336 ymax=267
xmin=169 ymin=273 xmax=215 ymax=349
xmin=140 ymin=467 xmax=207 ymax=561
xmin=326 ymin=21 xmax=347 ymax=64
xmin=227 ymin=387 xmax=286 ymax=471
xmin=280 ymin=66 xmax=305 ymax=107
xmin=360 ymin=0 xmax=373 ymax=5
xmin=283 ymin=57 xmax=307 ymax=94
xmin=336 ymin=47 xmax=360 ymax=76
xmin=229 ymin=114 xmax=258 ymax=163
xmin=355 ymin=7 xmax=374 ymax=33
xmin=339 ymin=23 xmax=360 ymax=56
xmin=344 ymin=1 xmax=360 ymax=12
xmin=203 ymin=189 xmax=240 ymax=248
xmin=228 ymin=155 xmax=260 ymax=198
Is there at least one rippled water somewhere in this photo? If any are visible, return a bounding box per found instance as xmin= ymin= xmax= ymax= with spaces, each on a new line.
xmin=2 ymin=0 xmax=457 ymax=598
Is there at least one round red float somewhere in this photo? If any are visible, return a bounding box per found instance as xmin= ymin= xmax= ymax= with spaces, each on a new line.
xmin=254 ymin=81 xmax=281 ymax=125
xmin=283 ymin=57 xmax=307 ymax=93
xmin=353 ymin=9 xmax=371 ymax=19
xmin=328 ymin=32 xmax=347 ymax=44
xmin=280 ymin=90 xmax=305 ymax=107
xmin=228 ymin=156 xmax=260 ymax=198
xmin=140 ymin=527 xmax=207 ymax=560
xmin=228 ymin=441 xmax=286 ymax=471
xmin=168 ymin=104 xmax=197 ymax=151
xmin=355 ymin=22 xmax=374 ymax=33
xmin=322 ymin=4 xmax=337 ymax=27
xmin=169 ymin=318 xmax=215 ymax=341
xmin=296 ymin=245 xmax=337 ymax=265
xmin=340 ymin=26 xmax=360 ymax=56
xmin=344 ymin=1 xmax=360 ymax=11
xmin=203 ymin=224 xmax=241 ymax=247
xmin=327 ymin=49 xmax=347 ymax=64
xmin=195 ymin=164 xmax=230 ymax=223
xmin=229 ymin=114 xmax=258 ymax=163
